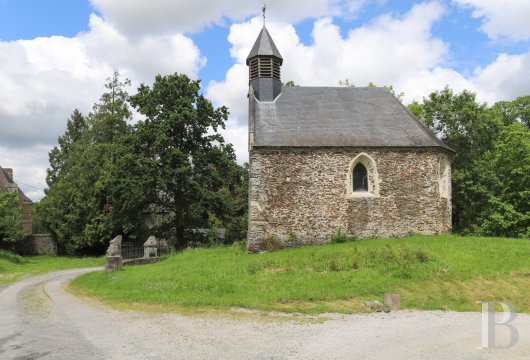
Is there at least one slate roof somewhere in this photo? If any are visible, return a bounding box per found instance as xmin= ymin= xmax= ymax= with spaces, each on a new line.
xmin=0 ymin=167 xmax=32 ymax=203
xmin=246 ymin=26 xmax=283 ymax=65
xmin=251 ymin=86 xmax=452 ymax=151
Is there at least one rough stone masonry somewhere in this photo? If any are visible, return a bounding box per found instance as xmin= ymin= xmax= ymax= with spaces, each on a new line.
xmin=245 ymin=24 xmax=453 ymax=252
xmin=248 ymin=148 xmax=451 ymax=251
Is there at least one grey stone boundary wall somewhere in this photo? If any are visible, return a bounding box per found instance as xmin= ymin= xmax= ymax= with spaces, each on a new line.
xmin=15 ymin=234 xmax=57 ymax=256
xmin=105 ymin=254 xmax=162 ymax=272
xmin=105 ymin=235 xmax=168 ymax=272
xmin=123 ymin=257 xmax=161 ymax=266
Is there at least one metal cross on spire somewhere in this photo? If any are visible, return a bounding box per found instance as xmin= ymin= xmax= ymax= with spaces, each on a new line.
xmin=262 ymin=4 xmax=267 ymax=25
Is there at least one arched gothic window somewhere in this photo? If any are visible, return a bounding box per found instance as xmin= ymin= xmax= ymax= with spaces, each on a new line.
xmin=353 ymin=163 xmax=368 ymax=192
xmin=347 ymin=153 xmax=379 ymax=198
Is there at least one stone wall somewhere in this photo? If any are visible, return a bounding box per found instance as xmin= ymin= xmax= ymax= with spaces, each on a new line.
xmin=122 ymin=257 xmax=161 ymax=266
xmin=15 ymin=235 xmax=57 ymax=255
xmin=248 ymin=148 xmax=452 ymax=251
xmin=21 ymin=202 xmax=33 ymax=235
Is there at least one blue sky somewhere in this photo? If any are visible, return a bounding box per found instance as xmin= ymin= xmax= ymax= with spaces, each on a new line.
xmin=1 ymin=0 xmax=528 ymax=85
xmin=0 ymin=0 xmax=530 ymax=199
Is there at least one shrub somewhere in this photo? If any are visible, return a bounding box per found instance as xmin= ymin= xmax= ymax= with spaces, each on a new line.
xmin=328 ymin=257 xmax=340 ymax=271
xmin=415 ymin=249 xmax=430 ymax=263
xmin=262 ymin=235 xmax=284 ymax=252
xmin=0 ymin=250 xmax=26 ymax=264
xmin=286 ymin=231 xmax=299 ymax=246
xmin=0 ymin=192 xmax=25 ymax=245
xmin=330 ymin=228 xmax=350 ymax=243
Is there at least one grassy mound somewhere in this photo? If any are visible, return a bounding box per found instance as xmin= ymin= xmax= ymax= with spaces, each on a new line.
xmin=70 ymin=235 xmax=530 ymax=314
xmin=0 ymin=250 xmax=104 ymax=285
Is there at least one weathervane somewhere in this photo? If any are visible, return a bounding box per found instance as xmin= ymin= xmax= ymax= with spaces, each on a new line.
xmin=262 ymin=4 xmax=267 ymax=25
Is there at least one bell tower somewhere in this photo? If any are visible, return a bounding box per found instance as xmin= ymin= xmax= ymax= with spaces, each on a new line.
xmin=246 ymin=16 xmax=283 ymax=102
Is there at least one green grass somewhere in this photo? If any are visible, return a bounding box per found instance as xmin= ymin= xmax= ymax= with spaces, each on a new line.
xmin=70 ymin=235 xmax=530 ymax=314
xmin=0 ymin=250 xmax=104 ymax=285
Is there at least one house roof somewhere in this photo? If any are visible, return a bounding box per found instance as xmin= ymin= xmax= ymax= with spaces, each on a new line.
xmin=251 ymin=86 xmax=453 ymax=151
xmin=246 ymin=26 xmax=283 ymax=65
xmin=0 ymin=167 xmax=32 ymax=203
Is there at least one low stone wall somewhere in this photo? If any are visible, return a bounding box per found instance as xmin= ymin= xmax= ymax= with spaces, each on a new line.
xmin=122 ymin=257 xmax=161 ymax=266
xmin=15 ymin=234 xmax=57 ymax=256
xmin=105 ymin=235 xmax=166 ymax=272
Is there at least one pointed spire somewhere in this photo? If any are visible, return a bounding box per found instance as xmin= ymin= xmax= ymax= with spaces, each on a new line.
xmin=246 ymin=26 xmax=283 ymax=65
xmin=246 ymin=9 xmax=283 ymax=102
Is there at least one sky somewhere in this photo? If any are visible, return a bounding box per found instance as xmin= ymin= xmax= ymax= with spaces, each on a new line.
xmin=1 ymin=0 xmax=530 ymax=201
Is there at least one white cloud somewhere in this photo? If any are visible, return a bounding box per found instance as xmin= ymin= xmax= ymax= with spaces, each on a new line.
xmin=80 ymin=15 xmax=205 ymax=83
xmin=474 ymin=52 xmax=530 ymax=102
xmin=4 ymin=0 xmax=530 ymax=202
xmin=0 ymin=15 xmax=205 ymax=201
xmin=220 ymin=121 xmax=249 ymax=164
xmin=207 ymin=64 xmax=249 ymax=128
xmin=0 ymin=37 xmax=109 ymax=148
xmin=89 ymin=0 xmax=354 ymax=37
xmin=453 ymin=0 xmax=530 ymax=41
xmin=207 ymin=1 xmax=449 ymax=123
xmin=0 ymin=145 xmax=49 ymax=200
xmin=207 ymin=0 xmax=530 ymax=165
xmin=399 ymin=67 xmax=476 ymax=103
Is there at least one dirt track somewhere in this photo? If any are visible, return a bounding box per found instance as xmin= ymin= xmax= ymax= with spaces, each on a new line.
xmin=1 ymin=268 xmax=529 ymax=359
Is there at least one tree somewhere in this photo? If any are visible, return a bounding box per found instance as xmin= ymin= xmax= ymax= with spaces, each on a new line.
xmin=493 ymin=95 xmax=530 ymax=129
xmin=338 ymin=79 xmax=404 ymax=102
xmin=338 ymin=79 xmax=355 ymax=87
xmin=410 ymin=86 xmax=530 ymax=237
xmin=46 ymin=109 xmax=87 ymax=185
xmin=411 ymin=87 xmax=502 ymax=233
xmin=474 ymin=123 xmax=530 ymax=237
xmin=128 ymin=73 xmax=244 ymax=248
xmin=40 ymin=71 xmax=133 ymax=254
xmin=0 ymin=192 xmax=24 ymax=246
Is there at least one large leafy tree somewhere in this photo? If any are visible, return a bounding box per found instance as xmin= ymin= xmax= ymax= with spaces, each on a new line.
xmin=409 ymin=87 xmax=500 ymax=232
xmin=493 ymin=95 xmax=530 ymax=129
xmin=40 ymin=71 xmax=247 ymax=254
xmin=474 ymin=123 xmax=530 ymax=237
xmin=39 ymin=71 xmax=133 ymax=254
xmin=127 ymin=73 xmax=245 ymax=248
xmin=410 ymin=87 xmax=529 ymax=237
xmin=0 ymin=192 xmax=25 ymax=246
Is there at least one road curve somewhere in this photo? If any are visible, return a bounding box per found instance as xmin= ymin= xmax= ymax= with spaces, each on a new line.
xmin=0 ymin=268 xmax=159 ymax=359
xmin=1 ymin=268 xmax=529 ymax=359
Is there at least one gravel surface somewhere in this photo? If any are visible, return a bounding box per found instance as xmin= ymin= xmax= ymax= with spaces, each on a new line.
xmin=1 ymin=268 xmax=529 ymax=359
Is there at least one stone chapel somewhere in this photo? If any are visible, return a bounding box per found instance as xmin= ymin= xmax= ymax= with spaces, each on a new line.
xmin=247 ymin=25 xmax=453 ymax=251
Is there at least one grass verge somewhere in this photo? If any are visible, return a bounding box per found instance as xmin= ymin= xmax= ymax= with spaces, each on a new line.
xmin=0 ymin=250 xmax=104 ymax=285
xmin=70 ymin=235 xmax=530 ymax=314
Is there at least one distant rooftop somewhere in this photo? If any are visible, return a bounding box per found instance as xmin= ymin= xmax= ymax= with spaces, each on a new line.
xmin=0 ymin=167 xmax=32 ymax=203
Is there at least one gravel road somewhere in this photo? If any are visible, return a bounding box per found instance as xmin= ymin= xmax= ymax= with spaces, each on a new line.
xmin=1 ymin=268 xmax=529 ymax=359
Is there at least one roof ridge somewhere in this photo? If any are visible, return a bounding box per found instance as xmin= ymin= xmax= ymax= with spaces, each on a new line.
xmin=0 ymin=166 xmax=33 ymax=202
